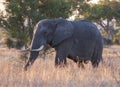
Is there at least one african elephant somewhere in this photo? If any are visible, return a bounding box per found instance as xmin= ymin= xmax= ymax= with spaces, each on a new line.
xmin=23 ymin=18 xmax=103 ymax=70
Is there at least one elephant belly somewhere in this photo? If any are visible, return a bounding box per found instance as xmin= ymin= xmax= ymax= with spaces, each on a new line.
xmin=68 ymin=39 xmax=95 ymax=60
xmin=68 ymin=50 xmax=92 ymax=61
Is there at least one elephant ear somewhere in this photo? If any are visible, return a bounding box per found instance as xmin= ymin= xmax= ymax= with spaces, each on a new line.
xmin=52 ymin=19 xmax=73 ymax=46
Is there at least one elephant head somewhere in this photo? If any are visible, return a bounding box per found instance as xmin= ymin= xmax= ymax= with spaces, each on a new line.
xmin=23 ymin=18 xmax=73 ymax=70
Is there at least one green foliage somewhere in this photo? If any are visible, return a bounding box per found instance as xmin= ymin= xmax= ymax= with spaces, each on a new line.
xmin=40 ymin=0 xmax=72 ymax=18
xmin=81 ymin=0 xmax=120 ymax=21
xmin=113 ymin=29 xmax=120 ymax=44
xmin=0 ymin=0 xmax=72 ymax=48
xmin=2 ymin=0 xmax=120 ymax=48
xmin=101 ymin=0 xmax=120 ymax=20
xmin=5 ymin=38 xmax=25 ymax=49
xmin=83 ymin=4 xmax=103 ymax=20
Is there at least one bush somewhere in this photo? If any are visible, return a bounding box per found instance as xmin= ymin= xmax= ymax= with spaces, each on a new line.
xmin=5 ymin=38 xmax=25 ymax=49
xmin=113 ymin=29 xmax=120 ymax=44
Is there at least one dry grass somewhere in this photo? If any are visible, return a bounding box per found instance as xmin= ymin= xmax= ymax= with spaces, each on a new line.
xmin=0 ymin=46 xmax=120 ymax=87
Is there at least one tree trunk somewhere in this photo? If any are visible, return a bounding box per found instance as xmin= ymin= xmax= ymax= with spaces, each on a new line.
xmin=97 ymin=20 xmax=115 ymax=40
xmin=28 ymin=18 xmax=33 ymax=41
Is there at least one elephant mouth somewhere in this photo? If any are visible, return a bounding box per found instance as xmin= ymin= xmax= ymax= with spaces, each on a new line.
xmin=19 ymin=45 xmax=44 ymax=52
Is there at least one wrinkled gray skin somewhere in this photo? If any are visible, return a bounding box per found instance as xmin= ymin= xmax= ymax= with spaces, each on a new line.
xmin=24 ymin=18 xmax=103 ymax=70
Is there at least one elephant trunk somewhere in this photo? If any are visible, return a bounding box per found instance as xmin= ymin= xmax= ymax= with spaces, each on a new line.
xmin=23 ymin=45 xmax=44 ymax=71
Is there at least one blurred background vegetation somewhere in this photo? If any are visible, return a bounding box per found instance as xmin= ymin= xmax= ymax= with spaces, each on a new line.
xmin=0 ymin=0 xmax=120 ymax=49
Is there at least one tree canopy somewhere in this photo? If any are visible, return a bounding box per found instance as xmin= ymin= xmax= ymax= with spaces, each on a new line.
xmin=0 ymin=0 xmax=72 ymax=46
xmin=74 ymin=0 xmax=120 ymax=41
xmin=0 ymin=0 xmax=120 ymax=48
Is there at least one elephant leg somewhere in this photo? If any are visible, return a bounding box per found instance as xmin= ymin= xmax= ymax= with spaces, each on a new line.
xmin=55 ymin=54 xmax=59 ymax=66
xmin=91 ymin=54 xmax=98 ymax=68
xmin=91 ymin=55 xmax=100 ymax=68
xmin=54 ymin=40 xmax=71 ymax=67
xmin=55 ymin=51 xmax=67 ymax=67
xmin=91 ymin=50 xmax=101 ymax=68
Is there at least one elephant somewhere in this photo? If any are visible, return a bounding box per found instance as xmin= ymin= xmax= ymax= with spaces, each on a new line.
xmin=22 ymin=18 xmax=103 ymax=70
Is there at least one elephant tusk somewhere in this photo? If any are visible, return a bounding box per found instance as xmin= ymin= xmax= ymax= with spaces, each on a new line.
xmin=31 ymin=45 xmax=44 ymax=51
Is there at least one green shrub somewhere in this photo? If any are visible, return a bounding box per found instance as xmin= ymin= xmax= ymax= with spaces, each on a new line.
xmin=113 ymin=29 xmax=120 ymax=44
xmin=5 ymin=38 xmax=25 ymax=49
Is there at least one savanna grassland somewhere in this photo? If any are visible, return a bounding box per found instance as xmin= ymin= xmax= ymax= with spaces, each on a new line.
xmin=0 ymin=45 xmax=120 ymax=87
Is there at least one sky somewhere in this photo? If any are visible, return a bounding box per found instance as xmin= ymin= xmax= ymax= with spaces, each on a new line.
xmin=0 ymin=0 xmax=5 ymax=11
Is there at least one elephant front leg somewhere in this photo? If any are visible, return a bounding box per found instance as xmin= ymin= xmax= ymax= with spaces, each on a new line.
xmin=55 ymin=52 xmax=67 ymax=67
xmin=55 ymin=55 xmax=59 ymax=66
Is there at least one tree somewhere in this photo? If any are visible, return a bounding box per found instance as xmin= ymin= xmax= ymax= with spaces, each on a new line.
xmin=0 ymin=0 xmax=72 ymax=48
xmin=74 ymin=0 xmax=120 ymax=40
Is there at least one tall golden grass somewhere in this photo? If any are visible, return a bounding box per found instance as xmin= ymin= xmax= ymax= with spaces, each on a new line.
xmin=0 ymin=46 xmax=120 ymax=87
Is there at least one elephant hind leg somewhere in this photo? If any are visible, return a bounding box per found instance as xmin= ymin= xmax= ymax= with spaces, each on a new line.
xmin=91 ymin=50 xmax=102 ymax=68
